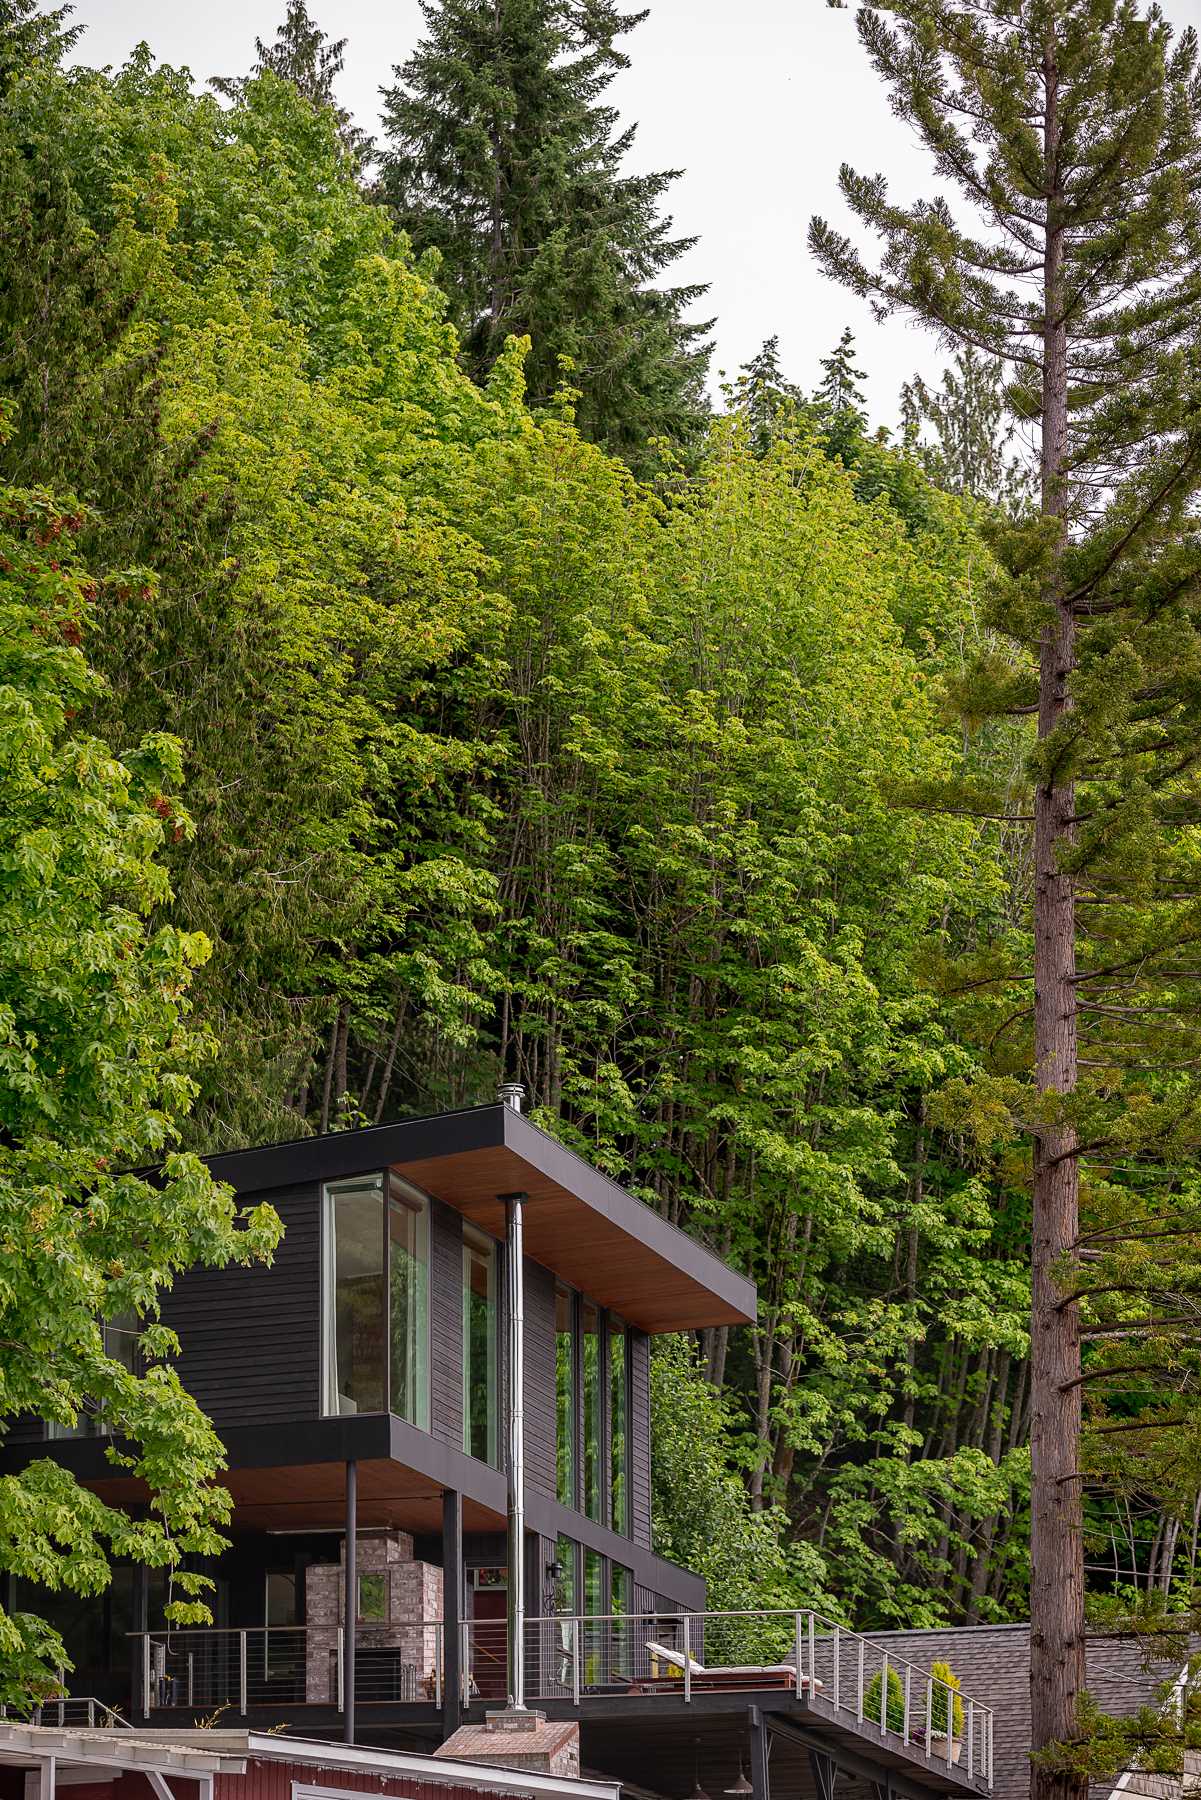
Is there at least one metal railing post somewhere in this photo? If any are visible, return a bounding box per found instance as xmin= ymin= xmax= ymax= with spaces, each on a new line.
xmin=794 ymin=1613 xmax=804 ymax=1697
xmin=683 ymin=1616 xmax=692 ymax=1705
xmin=833 ymin=1626 xmax=840 ymax=1713
xmin=944 ymin=1680 xmax=953 ymax=1766
xmin=187 ymin=1653 xmax=194 ymax=1708
xmin=856 ymin=1639 xmax=864 ymax=1722
xmin=336 ymin=1626 xmax=344 ymax=1712
xmin=435 ymin=1623 xmax=443 ymax=1708
xmin=925 ymin=1677 xmax=932 ymax=1757
xmin=880 ymin=1653 xmax=888 ymax=1734
xmin=141 ymin=1636 xmax=151 ymax=1717
xmin=572 ymin=1620 xmax=581 ymax=1708
xmin=968 ymin=1699 xmax=974 ymax=1779
xmin=808 ymin=1612 xmax=816 ymax=1700
xmin=903 ymin=1663 xmax=911 ymax=1745
xmin=238 ymin=1630 xmax=247 ymax=1715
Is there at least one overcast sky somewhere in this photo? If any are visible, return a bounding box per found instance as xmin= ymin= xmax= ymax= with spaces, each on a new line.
xmin=67 ymin=0 xmax=1201 ymax=426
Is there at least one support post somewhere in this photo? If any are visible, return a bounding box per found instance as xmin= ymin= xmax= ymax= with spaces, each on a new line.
xmin=749 ymin=1707 xmax=771 ymax=1800
xmin=808 ymin=1752 xmax=835 ymax=1800
xmin=504 ymin=1191 xmax=528 ymax=1711
xmin=442 ymin=1487 xmax=463 ymax=1735
xmin=343 ymin=1458 xmax=357 ymax=1745
xmin=131 ymin=1564 xmax=149 ymax=1723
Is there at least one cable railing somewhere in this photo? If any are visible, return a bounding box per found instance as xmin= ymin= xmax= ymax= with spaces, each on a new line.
xmin=134 ymin=1611 xmax=992 ymax=1787
xmin=466 ymin=1610 xmax=992 ymax=1784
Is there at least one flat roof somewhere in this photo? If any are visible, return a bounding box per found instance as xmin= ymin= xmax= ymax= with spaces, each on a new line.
xmin=205 ymin=1104 xmax=756 ymax=1332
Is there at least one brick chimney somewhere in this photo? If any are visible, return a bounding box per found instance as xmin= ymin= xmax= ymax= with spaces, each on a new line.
xmin=435 ymin=1714 xmax=580 ymax=1779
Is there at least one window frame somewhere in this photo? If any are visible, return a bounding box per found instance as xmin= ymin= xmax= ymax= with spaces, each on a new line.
xmin=320 ymin=1170 xmax=432 ymax=1427
xmin=462 ymin=1222 xmax=500 ymax=1465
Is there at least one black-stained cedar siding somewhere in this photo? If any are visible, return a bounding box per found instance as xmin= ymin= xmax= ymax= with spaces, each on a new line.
xmin=430 ymin=1200 xmax=464 ymax=1450
xmin=160 ymin=1180 xmax=321 ymax=1426
xmin=524 ymin=1258 xmax=556 ymax=1498
xmin=629 ymin=1329 xmax=651 ymax=1548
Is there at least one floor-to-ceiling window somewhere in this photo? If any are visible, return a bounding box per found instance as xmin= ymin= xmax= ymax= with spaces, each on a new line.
xmin=555 ymin=1284 xmax=576 ymax=1507
xmin=582 ymin=1301 xmax=602 ymax=1522
xmin=609 ymin=1316 xmax=628 ymax=1533
xmin=389 ymin=1179 xmax=430 ymax=1429
xmin=323 ymin=1173 xmax=429 ymax=1425
xmin=463 ymin=1226 xmax=498 ymax=1463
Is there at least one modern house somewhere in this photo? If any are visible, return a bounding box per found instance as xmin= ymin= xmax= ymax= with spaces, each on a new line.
xmin=1 ymin=1096 xmax=1000 ymax=1800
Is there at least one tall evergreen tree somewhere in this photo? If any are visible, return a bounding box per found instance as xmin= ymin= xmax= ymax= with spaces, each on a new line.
xmin=734 ymin=335 xmax=805 ymax=454
xmin=377 ymin=0 xmax=712 ymax=467
xmin=814 ymin=325 xmax=869 ymax=464
xmin=812 ymin=4 xmax=1201 ymax=1795
xmin=901 ymin=348 xmax=1032 ymax=513
xmin=215 ymin=1 xmax=370 ymax=167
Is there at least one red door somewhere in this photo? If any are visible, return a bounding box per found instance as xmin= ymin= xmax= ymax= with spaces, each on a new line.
xmin=471 ymin=1585 xmax=508 ymax=1700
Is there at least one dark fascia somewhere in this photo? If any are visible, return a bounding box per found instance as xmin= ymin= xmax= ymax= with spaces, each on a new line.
xmin=202 ymin=1103 xmax=757 ymax=1328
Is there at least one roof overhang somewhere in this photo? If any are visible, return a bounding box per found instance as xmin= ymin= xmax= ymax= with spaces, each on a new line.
xmin=206 ymin=1105 xmax=756 ymax=1332
xmin=0 ymin=1730 xmax=618 ymax=1800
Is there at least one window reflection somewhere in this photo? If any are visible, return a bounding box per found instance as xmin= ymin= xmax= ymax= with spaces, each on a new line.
xmin=463 ymin=1227 xmax=498 ymax=1463
xmin=555 ymin=1284 xmax=576 ymax=1507
xmin=582 ymin=1301 xmax=601 ymax=1522
xmin=323 ymin=1173 xmax=429 ymax=1426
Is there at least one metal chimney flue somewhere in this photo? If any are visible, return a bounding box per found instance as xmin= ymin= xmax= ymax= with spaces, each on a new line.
xmin=497 ymin=1081 xmax=526 ymax=1113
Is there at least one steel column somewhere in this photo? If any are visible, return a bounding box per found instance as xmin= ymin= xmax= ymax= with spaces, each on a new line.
xmin=442 ymin=1486 xmax=463 ymax=1734
xmin=343 ymin=1457 xmax=357 ymax=1744
xmin=504 ymin=1190 xmax=528 ymax=1709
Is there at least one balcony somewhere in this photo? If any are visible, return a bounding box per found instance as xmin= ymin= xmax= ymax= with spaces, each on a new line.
xmin=133 ymin=1609 xmax=993 ymax=1790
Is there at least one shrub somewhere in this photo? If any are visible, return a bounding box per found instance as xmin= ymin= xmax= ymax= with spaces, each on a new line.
xmin=930 ymin=1660 xmax=964 ymax=1739
xmin=864 ymin=1665 xmax=906 ymax=1733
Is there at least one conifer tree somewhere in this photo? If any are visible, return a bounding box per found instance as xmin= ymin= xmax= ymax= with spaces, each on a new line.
xmin=735 ymin=335 xmax=805 ymax=454
xmin=901 ymin=348 xmax=1032 ymax=512
xmin=215 ymin=1 xmax=370 ymax=168
xmin=377 ymin=0 xmax=712 ymax=466
xmin=815 ymin=326 xmax=870 ymax=464
xmin=812 ymin=4 xmax=1201 ymax=1794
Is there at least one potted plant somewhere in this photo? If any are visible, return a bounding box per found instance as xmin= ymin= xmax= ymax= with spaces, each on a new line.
xmin=929 ymin=1660 xmax=964 ymax=1763
xmin=863 ymin=1665 xmax=906 ymax=1734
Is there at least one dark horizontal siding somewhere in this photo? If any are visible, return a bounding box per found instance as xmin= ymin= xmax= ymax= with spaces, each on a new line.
xmin=524 ymin=1258 xmax=556 ymax=1499
xmin=431 ymin=1199 xmax=464 ymax=1450
xmin=629 ymin=1330 xmax=651 ymax=1548
xmin=161 ymin=1181 xmax=321 ymax=1428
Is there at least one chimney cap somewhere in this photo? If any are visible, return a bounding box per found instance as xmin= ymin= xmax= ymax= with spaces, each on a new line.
xmin=497 ymin=1081 xmax=526 ymax=1112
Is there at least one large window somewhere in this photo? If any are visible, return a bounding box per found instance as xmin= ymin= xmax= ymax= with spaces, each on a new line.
xmin=555 ymin=1284 xmax=576 ymax=1507
xmin=581 ymin=1301 xmax=602 ymax=1523
xmin=323 ymin=1173 xmax=429 ymax=1426
xmin=463 ymin=1227 xmax=498 ymax=1464
xmin=609 ymin=1317 xmax=628 ymax=1533
xmin=389 ymin=1181 xmax=430 ymax=1428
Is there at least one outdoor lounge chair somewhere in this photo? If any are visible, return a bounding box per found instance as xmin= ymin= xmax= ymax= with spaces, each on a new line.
xmin=635 ymin=1641 xmax=824 ymax=1695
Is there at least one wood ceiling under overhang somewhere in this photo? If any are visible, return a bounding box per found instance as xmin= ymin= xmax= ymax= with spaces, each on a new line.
xmin=208 ymin=1105 xmax=756 ymax=1335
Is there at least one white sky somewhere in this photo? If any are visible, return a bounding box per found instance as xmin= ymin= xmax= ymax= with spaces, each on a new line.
xmin=67 ymin=0 xmax=1201 ymax=428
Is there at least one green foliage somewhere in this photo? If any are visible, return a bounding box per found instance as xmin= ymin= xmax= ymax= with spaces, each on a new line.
xmin=929 ymin=1659 xmax=964 ymax=1739
xmin=378 ymin=0 xmax=712 ymax=467
xmin=865 ymin=1664 xmax=906 ymax=1733
xmin=0 ymin=479 xmax=281 ymax=1703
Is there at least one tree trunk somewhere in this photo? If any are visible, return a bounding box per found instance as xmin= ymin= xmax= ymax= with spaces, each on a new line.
xmin=1029 ymin=39 xmax=1086 ymax=1800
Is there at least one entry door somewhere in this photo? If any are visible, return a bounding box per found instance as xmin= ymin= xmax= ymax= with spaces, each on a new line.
xmin=470 ymin=1576 xmax=508 ymax=1700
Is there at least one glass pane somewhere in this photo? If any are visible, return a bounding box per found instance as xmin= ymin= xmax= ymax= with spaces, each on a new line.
xmin=554 ymin=1535 xmax=577 ymax=1615
xmin=49 ymin=1311 xmax=140 ymax=1439
xmin=555 ymin=1285 xmax=576 ymax=1507
xmin=582 ymin=1301 xmax=601 ymax=1522
xmin=266 ymin=1570 xmax=297 ymax=1627
xmin=584 ymin=1550 xmax=604 ymax=1618
xmin=463 ymin=1231 xmax=498 ymax=1463
xmin=389 ymin=1186 xmax=430 ymax=1429
xmin=358 ymin=1572 xmax=388 ymax=1621
xmin=325 ymin=1175 xmax=386 ymax=1415
xmin=610 ymin=1318 xmax=627 ymax=1533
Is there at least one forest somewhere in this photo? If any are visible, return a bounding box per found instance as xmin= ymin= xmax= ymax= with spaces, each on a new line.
xmin=3 ymin=0 xmax=1201 ymax=1792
